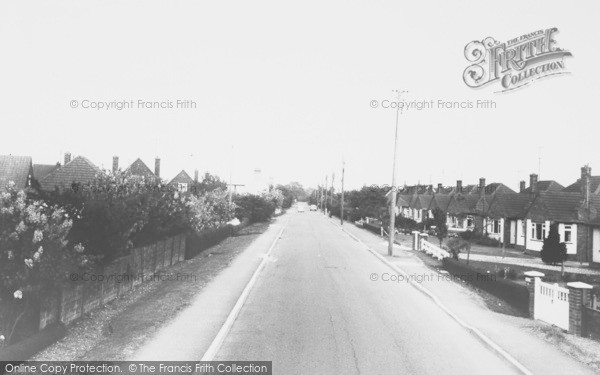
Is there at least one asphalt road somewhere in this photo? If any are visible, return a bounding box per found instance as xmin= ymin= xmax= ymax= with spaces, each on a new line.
xmin=213 ymin=211 xmax=519 ymax=374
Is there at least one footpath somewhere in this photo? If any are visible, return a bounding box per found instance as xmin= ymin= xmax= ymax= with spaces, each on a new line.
xmin=335 ymin=218 xmax=600 ymax=374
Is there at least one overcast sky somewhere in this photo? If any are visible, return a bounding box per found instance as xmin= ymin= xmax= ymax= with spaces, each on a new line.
xmin=1 ymin=0 xmax=599 ymax=192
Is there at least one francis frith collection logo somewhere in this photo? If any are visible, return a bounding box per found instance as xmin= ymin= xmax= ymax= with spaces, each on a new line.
xmin=463 ymin=28 xmax=572 ymax=92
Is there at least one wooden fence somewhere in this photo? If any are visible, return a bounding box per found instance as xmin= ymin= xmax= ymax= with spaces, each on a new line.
xmin=38 ymin=234 xmax=186 ymax=329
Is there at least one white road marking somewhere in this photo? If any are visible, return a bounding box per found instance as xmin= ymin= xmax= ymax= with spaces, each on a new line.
xmin=201 ymin=220 xmax=289 ymax=361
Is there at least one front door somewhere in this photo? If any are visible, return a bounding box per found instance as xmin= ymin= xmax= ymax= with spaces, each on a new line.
xmin=593 ymin=228 xmax=600 ymax=263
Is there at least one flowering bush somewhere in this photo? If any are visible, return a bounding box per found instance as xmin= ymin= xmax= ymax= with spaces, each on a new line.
xmin=0 ymin=184 xmax=86 ymax=346
xmin=187 ymin=189 xmax=236 ymax=231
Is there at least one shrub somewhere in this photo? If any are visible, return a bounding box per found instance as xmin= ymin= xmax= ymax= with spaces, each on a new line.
xmin=541 ymin=223 xmax=568 ymax=265
xmin=233 ymin=193 xmax=277 ymax=223
xmin=0 ymin=184 xmax=88 ymax=346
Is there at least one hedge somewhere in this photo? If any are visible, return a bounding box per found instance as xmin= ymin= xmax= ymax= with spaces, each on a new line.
xmin=442 ymin=258 xmax=530 ymax=313
xmin=185 ymin=218 xmax=250 ymax=259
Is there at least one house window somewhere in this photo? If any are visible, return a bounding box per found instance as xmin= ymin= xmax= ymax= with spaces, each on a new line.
xmin=466 ymin=216 xmax=474 ymax=228
xmin=490 ymin=219 xmax=501 ymax=234
xmin=177 ymin=183 xmax=188 ymax=192
xmin=521 ymin=221 xmax=525 ymax=237
xmin=563 ymin=225 xmax=573 ymax=243
xmin=532 ymin=222 xmax=545 ymax=241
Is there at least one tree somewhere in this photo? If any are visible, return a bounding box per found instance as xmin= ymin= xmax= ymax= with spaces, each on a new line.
xmin=541 ymin=223 xmax=567 ymax=267
xmin=431 ymin=209 xmax=448 ymax=246
xmin=194 ymin=173 xmax=228 ymax=195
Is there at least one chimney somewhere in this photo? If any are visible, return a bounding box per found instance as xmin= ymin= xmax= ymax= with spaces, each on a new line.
xmin=112 ymin=156 xmax=119 ymax=173
xmin=194 ymin=169 xmax=199 ymax=183
xmin=437 ymin=183 xmax=443 ymax=193
xmin=456 ymin=180 xmax=463 ymax=193
xmin=64 ymin=152 xmax=72 ymax=165
xmin=154 ymin=157 xmax=161 ymax=178
xmin=479 ymin=177 xmax=486 ymax=195
xmin=529 ymin=173 xmax=538 ymax=194
xmin=519 ymin=180 xmax=526 ymax=193
xmin=582 ymin=165 xmax=591 ymax=209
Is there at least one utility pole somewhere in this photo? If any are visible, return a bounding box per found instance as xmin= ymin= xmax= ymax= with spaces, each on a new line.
xmin=330 ymin=172 xmax=335 ymax=206
xmin=341 ymin=161 xmax=345 ymax=225
xmin=324 ymin=175 xmax=328 ymax=215
xmin=388 ymin=90 xmax=405 ymax=256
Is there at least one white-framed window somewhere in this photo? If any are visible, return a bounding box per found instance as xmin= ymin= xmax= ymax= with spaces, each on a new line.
xmin=532 ymin=222 xmax=546 ymax=241
xmin=177 ymin=183 xmax=188 ymax=192
xmin=489 ymin=219 xmax=501 ymax=234
xmin=563 ymin=225 xmax=573 ymax=243
xmin=521 ymin=221 xmax=525 ymax=237
xmin=466 ymin=216 xmax=474 ymax=228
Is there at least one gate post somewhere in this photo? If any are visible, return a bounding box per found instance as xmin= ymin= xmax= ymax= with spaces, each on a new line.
xmin=411 ymin=231 xmax=420 ymax=251
xmin=567 ymin=282 xmax=593 ymax=336
xmin=524 ymin=271 xmax=545 ymax=319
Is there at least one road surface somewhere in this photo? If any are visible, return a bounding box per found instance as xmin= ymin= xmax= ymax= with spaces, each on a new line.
xmin=213 ymin=211 xmax=519 ymax=374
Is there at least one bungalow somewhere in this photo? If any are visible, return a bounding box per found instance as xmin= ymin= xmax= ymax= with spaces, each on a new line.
xmin=168 ymin=170 xmax=195 ymax=193
xmin=0 ymin=155 xmax=33 ymax=190
xmin=121 ymin=157 xmax=160 ymax=181
xmin=38 ymin=153 xmax=102 ymax=192
xmin=444 ymin=180 xmax=480 ymax=233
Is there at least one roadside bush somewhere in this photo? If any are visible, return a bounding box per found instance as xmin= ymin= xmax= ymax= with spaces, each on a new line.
xmin=0 ymin=184 xmax=88 ymax=346
xmin=233 ymin=193 xmax=277 ymax=223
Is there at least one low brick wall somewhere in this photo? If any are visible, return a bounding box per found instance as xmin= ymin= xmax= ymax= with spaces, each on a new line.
xmin=38 ymin=234 xmax=186 ymax=329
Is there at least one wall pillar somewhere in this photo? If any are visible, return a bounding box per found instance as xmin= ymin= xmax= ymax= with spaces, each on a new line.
xmin=567 ymin=282 xmax=593 ymax=336
xmin=524 ymin=271 xmax=545 ymax=319
xmin=412 ymin=231 xmax=420 ymax=251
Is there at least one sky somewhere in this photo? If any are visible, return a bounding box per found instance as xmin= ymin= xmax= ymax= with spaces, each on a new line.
xmin=1 ymin=0 xmax=599 ymax=192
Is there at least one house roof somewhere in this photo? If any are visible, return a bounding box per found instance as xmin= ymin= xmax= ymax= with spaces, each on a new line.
xmin=0 ymin=155 xmax=32 ymax=190
xmin=521 ymin=180 xmax=565 ymax=193
xmin=523 ymin=191 xmax=587 ymax=223
xmin=39 ymin=156 xmax=102 ymax=191
xmin=413 ymin=194 xmax=434 ymax=210
xmin=429 ymin=194 xmax=452 ymax=212
xmin=563 ymin=176 xmax=600 ymax=194
xmin=33 ymin=163 xmax=60 ymax=181
xmin=446 ymin=192 xmax=480 ymax=215
xmin=124 ymin=158 xmax=156 ymax=179
xmin=484 ymin=183 xmax=516 ymax=195
xmin=476 ymin=192 xmax=531 ymax=219
xmin=168 ymin=170 xmax=194 ymax=185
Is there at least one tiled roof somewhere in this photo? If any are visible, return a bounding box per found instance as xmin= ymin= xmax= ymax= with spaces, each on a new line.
xmin=39 ymin=156 xmax=102 ymax=191
xmin=446 ymin=193 xmax=479 ymax=215
xmin=33 ymin=163 xmax=60 ymax=181
xmin=484 ymin=183 xmax=516 ymax=195
xmin=413 ymin=194 xmax=433 ymax=210
xmin=477 ymin=192 xmax=531 ymax=219
xmin=563 ymin=176 xmax=600 ymax=194
xmin=168 ymin=170 xmax=194 ymax=185
xmin=0 ymin=155 xmax=32 ymax=190
xmin=429 ymin=194 xmax=452 ymax=212
xmin=524 ymin=191 xmax=585 ymax=223
xmin=521 ymin=180 xmax=565 ymax=193
xmin=124 ymin=158 xmax=156 ymax=179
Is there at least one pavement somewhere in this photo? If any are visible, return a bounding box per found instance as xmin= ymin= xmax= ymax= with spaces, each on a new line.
xmin=130 ymin=211 xmax=597 ymax=374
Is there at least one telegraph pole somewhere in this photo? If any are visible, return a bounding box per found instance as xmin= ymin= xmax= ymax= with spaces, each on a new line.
xmin=341 ymin=161 xmax=345 ymax=225
xmin=330 ymin=172 xmax=335 ymax=206
xmin=388 ymin=90 xmax=405 ymax=256
xmin=324 ymin=175 xmax=328 ymax=215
